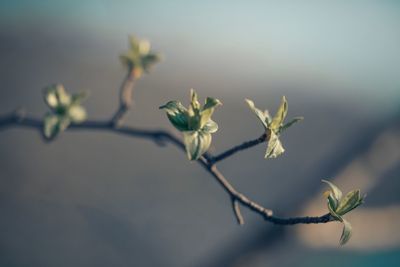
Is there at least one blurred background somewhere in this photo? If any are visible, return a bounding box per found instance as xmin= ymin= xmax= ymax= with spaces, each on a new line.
xmin=0 ymin=1 xmax=399 ymax=266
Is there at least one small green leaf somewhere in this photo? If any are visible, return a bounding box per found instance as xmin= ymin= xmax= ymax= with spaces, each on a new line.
xmin=159 ymin=101 xmax=189 ymax=131
xmin=183 ymin=130 xmax=212 ymax=160
xmin=43 ymin=84 xmax=87 ymax=138
xmin=45 ymin=91 xmax=59 ymax=109
xmin=121 ymin=35 xmax=161 ymax=77
xmin=322 ymin=179 xmax=343 ymax=201
xmin=188 ymin=113 xmax=201 ymax=131
xmin=336 ymin=190 xmax=364 ymax=216
xmin=43 ymin=84 xmax=71 ymax=109
xmin=138 ymin=39 xmax=150 ymax=55
xmin=340 ymin=219 xmax=353 ymax=245
xmin=142 ymin=53 xmax=161 ymax=72
xmin=203 ymin=97 xmax=222 ymax=111
xmin=43 ymin=113 xmax=70 ymax=139
xmin=202 ymin=120 xmax=218 ymax=133
xmin=187 ymin=89 xmax=202 ymax=130
xmin=321 ymin=180 xmax=364 ymax=245
xmin=265 ymin=130 xmax=285 ymax=158
xmin=161 ymin=89 xmax=220 ymax=160
xmin=327 ymin=194 xmax=342 ymax=221
xmin=270 ymin=96 xmax=288 ymax=131
xmin=327 ymin=192 xmax=339 ymax=211
xmin=190 ymin=89 xmax=201 ymax=111
xmin=159 ymin=101 xmax=187 ymax=114
xmin=43 ymin=114 xmax=60 ymax=139
xmin=200 ymin=97 xmax=222 ymax=128
xmin=245 ymin=99 xmax=269 ymax=129
xmin=280 ymin=116 xmax=304 ymax=133
xmin=246 ymin=97 xmax=302 ymax=159
xmin=68 ymin=105 xmax=87 ymax=123
xmin=128 ymin=36 xmax=141 ymax=54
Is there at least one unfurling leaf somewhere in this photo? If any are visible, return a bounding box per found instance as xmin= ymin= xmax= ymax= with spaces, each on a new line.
xmin=68 ymin=105 xmax=87 ymax=123
xmin=280 ymin=117 xmax=304 ymax=133
xmin=245 ymin=98 xmax=270 ymax=129
xmin=43 ymin=114 xmax=71 ymax=139
xmin=336 ymin=190 xmax=364 ymax=216
xmin=326 ymin=192 xmax=340 ymax=217
xmin=160 ymin=89 xmax=221 ymax=160
xmin=44 ymin=84 xmax=71 ymax=109
xmin=203 ymin=97 xmax=222 ymax=111
xmin=265 ymin=130 xmax=285 ymax=158
xmin=270 ymin=96 xmax=288 ymax=131
xmin=201 ymin=97 xmax=222 ymax=127
xmin=142 ymin=54 xmax=162 ymax=72
xmin=322 ymin=179 xmax=343 ymax=202
xmin=322 ymin=180 xmax=364 ymax=245
xmin=340 ymin=219 xmax=353 ymax=245
xmin=183 ymin=130 xmax=212 ymax=160
xmin=246 ymin=96 xmax=302 ymax=159
xmin=44 ymin=114 xmax=60 ymax=139
xmin=42 ymin=84 xmax=88 ymax=139
xmin=159 ymin=101 xmax=189 ymax=131
xmin=202 ymin=120 xmax=218 ymax=133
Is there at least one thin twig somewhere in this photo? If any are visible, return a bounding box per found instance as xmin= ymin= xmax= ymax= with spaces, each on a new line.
xmin=231 ymin=198 xmax=244 ymax=225
xmin=210 ymin=133 xmax=268 ymax=164
xmin=110 ymin=72 xmax=136 ymax=126
xmin=0 ymin=112 xmax=335 ymax=225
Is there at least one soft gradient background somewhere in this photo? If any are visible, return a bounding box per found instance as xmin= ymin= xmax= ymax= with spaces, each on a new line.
xmin=0 ymin=1 xmax=399 ymax=266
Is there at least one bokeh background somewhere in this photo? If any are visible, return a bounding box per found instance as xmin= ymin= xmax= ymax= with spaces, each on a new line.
xmin=0 ymin=1 xmax=400 ymax=266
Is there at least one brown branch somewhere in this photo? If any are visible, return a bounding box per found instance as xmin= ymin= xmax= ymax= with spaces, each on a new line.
xmin=0 ymin=110 xmax=335 ymax=226
xmin=210 ymin=133 xmax=268 ymax=164
xmin=231 ymin=198 xmax=244 ymax=225
xmin=110 ymin=72 xmax=137 ymax=126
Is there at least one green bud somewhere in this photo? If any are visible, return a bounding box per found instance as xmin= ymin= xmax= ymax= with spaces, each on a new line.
xmin=42 ymin=84 xmax=88 ymax=139
xmin=322 ymin=180 xmax=364 ymax=245
xmin=322 ymin=179 xmax=343 ymax=202
xmin=43 ymin=113 xmax=71 ymax=139
xmin=43 ymin=84 xmax=71 ymax=110
xmin=159 ymin=101 xmax=190 ymax=131
xmin=265 ymin=129 xmax=285 ymax=158
xmin=246 ymin=96 xmax=301 ymax=159
xmin=270 ymin=96 xmax=288 ymax=131
xmin=336 ymin=190 xmax=364 ymax=216
xmin=68 ymin=105 xmax=87 ymax=123
xmin=120 ymin=35 xmax=161 ymax=77
xmin=183 ymin=130 xmax=212 ymax=160
xmin=340 ymin=219 xmax=353 ymax=246
xmin=160 ymin=89 xmax=221 ymax=160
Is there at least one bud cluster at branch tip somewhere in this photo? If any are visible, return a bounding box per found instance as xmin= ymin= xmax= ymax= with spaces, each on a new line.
xmin=42 ymin=84 xmax=87 ymax=139
xmin=322 ymin=179 xmax=365 ymax=245
xmin=160 ymin=89 xmax=222 ymax=160
xmin=245 ymin=96 xmax=303 ymax=158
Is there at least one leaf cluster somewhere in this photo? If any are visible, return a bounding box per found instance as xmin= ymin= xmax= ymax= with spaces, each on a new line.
xmin=246 ymin=97 xmax=303 ymax=158
xmin=43 ymin=84 xmax=87 ymax=139
xmin=322 ymin=180 xmax=365 ymax=245
xmin=120 ymin=36 xmax=161 ymax=78
xmin=160 ymin=89 xmax=222 ymax=160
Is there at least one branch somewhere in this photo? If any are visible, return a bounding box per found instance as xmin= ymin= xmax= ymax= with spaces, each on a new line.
xmin=210 ymin=133 xmax=268 ymax=164
xmin=0 ymin=110 xmax=335 ymax=226
xmin=110 ymin=72 xmax=137 ymax=126
xmin=231 ymin=198 xmax=244 ymax=225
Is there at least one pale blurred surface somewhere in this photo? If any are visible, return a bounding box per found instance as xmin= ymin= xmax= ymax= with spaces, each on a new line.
xmin=0 ymin=1 xmax=399 ymax=267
